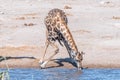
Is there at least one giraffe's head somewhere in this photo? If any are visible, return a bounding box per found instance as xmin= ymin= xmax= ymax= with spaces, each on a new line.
xmin=74 ymin=51 xmax=84 ymax=70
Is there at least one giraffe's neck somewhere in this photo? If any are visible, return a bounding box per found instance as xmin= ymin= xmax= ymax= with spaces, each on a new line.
xmin=57 ymin=21 xmax=78 ymax=58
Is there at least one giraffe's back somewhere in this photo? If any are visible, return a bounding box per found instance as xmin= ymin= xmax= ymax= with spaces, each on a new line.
xmin=44 ymin=8 xmax=68 ymax=27
xmin=48 ymin=8 xmax=67 ymax=24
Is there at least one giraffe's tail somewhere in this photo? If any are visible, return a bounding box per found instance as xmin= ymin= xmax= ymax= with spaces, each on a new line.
xmin=58 ymin=39 xmax=64 ymax=46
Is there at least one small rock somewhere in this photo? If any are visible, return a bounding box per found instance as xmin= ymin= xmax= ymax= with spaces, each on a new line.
xmin=64 ymin=5 xmax=72 ymax=9
xmin=112 ymin=16 xmax=120 ymax=20
xmin=0 ymin=11 xmax=4 ymax=14
xmin=99 ymin=1 xmax=115 ymax=7
xmin=24 ymin=23 xmax=35 ymax=26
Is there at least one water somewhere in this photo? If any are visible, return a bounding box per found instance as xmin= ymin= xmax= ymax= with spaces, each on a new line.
xmin=0 ymin=68 xmax=120 ymax=80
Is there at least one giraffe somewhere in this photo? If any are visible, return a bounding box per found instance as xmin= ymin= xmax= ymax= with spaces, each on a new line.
xmin=40 ymin=8 xmax=84 ymax=70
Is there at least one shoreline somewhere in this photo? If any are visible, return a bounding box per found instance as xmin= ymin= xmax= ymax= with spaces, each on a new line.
xmin=0 ymin=59 xmax=120 ymax=69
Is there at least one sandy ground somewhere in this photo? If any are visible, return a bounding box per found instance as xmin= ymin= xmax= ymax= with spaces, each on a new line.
xmin=0 ymin=0 xmax=120 ymax=68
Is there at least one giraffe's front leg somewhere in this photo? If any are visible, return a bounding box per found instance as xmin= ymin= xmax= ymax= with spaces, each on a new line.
xmin=39 ymin=40 xmax=49 ymax=69
xmin=40 ymin=42 xmax=59 ymax=69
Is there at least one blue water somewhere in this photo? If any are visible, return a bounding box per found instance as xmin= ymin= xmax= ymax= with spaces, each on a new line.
xmin=0 ymin=68 xmax=120 ymax=80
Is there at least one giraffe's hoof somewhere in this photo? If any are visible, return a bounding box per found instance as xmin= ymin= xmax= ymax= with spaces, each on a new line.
xmin=39 ymin=61 xmax=47 ymax=69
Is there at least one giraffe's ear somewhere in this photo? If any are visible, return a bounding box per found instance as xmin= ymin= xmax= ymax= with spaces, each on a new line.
xmin=76 ymin=52 xmax=82 ymax=57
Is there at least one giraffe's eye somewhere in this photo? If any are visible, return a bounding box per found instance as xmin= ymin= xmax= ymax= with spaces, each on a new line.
xmin=76 ymin=59 xmax=81 ymax=62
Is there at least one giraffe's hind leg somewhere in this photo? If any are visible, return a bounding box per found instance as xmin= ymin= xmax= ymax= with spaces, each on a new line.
xmin=40 ymin=42 xmax=59 ymax=69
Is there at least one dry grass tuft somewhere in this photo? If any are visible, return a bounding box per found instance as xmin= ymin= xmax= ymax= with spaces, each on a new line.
xmin=72 ymin=29 xmax=91 ymax=34
xmin=15 ymin=17 xmax=25 ymax=20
